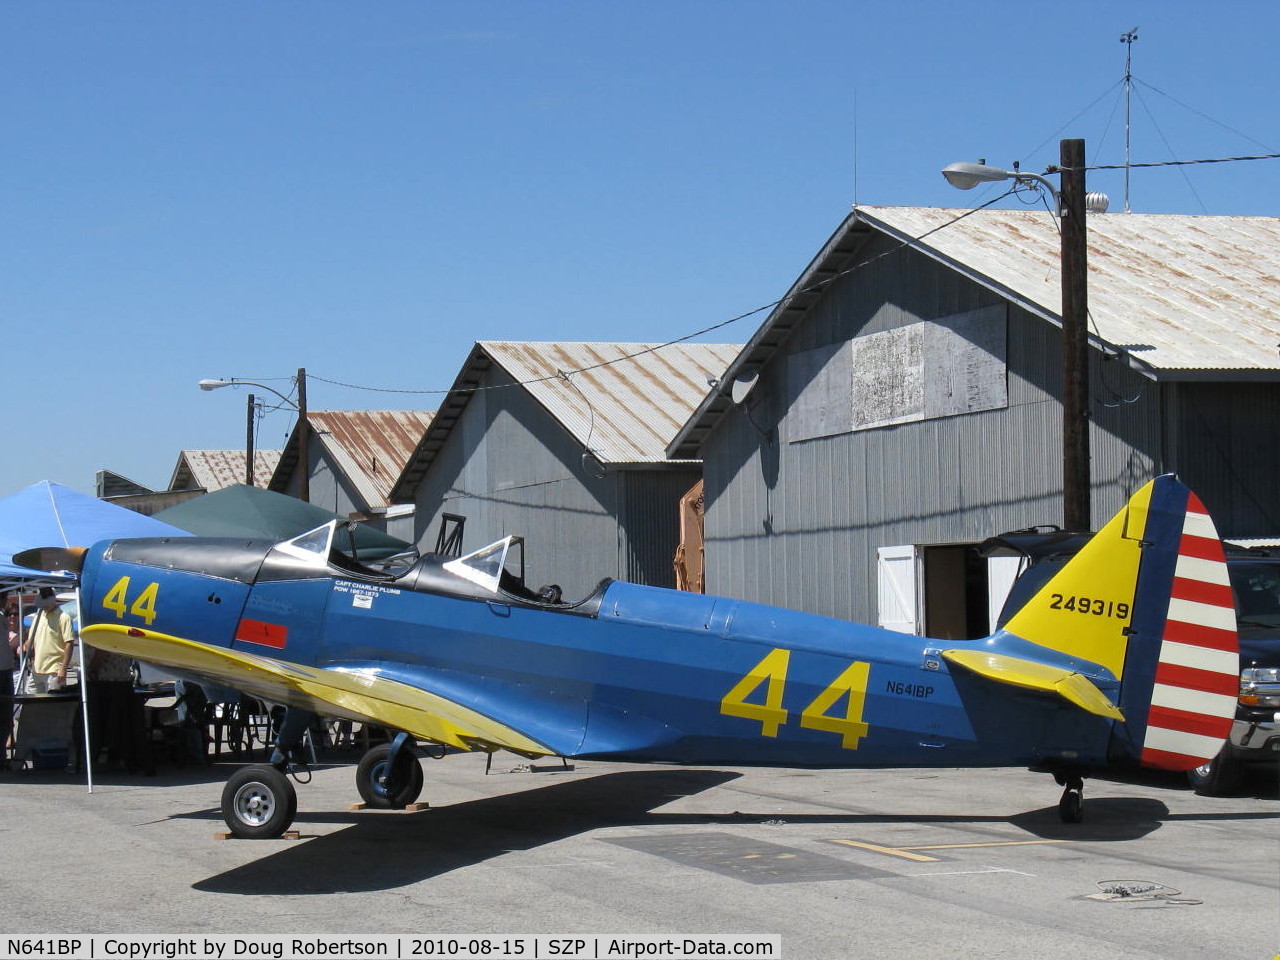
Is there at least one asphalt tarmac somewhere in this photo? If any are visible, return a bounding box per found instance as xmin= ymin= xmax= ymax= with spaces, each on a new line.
xmin=2 ymin=748 xmax=1276 ymax=959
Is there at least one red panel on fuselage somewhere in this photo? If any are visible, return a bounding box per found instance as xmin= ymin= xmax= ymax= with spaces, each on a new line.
xmin=236 ymin=618 xmax=288 ymax=650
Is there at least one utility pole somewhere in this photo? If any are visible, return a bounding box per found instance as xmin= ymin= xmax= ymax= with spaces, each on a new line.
xmin=1058 ymin=138 xmax=1091 ymax=531
xmin=296 ymin=367 xmax=310 ymax=503
xmin=246 ymin=394 xmax=256 ymax=486
xmin=941 ymin=141 xmax=1095 ymax=530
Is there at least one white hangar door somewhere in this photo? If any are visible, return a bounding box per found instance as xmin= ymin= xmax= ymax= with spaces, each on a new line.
xmin=876 ymin=545 xmax=920 ymax=635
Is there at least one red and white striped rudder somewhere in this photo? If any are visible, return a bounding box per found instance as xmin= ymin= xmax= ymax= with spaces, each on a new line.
xmin=1139 ymin=493 xmax=1239 ymax=770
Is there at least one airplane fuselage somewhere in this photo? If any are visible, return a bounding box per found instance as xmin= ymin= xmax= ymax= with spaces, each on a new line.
xmin=78 ymin=536 xmax=1115 ymax=771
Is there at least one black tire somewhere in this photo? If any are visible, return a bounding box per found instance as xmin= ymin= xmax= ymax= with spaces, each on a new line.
xmin=1058 ymin=787 xmax=1084 ymax=823
xmin=356 ymin=743 xmax=424 ymax=809
xmin=221 ymin=765 xmax=297 ymax=839
xmin=1187 ymin=748 xmax=1240 ymax=796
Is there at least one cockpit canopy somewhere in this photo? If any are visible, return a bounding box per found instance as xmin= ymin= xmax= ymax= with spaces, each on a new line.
xmin=269 ymin=520 xmax=537 ymax=602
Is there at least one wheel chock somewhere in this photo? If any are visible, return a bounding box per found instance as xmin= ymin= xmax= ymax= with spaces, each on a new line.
xmin=214 ymin=830 xmax=302 ymax=841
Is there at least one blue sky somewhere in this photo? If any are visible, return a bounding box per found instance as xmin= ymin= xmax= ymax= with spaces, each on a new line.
xmin=3 ymin=1 xmax=1277 ymax=497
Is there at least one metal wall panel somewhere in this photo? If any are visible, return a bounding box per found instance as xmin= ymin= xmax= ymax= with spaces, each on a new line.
xmin=1166 ymin=381 xmax=1280 ymax=537
xmin=282 ymin=441 xmax=364 ymax=518
xmin=304 ymin=454 xmax=359 ymax=518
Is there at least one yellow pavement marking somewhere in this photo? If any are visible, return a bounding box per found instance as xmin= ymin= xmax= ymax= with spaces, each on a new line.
xmin=827 ymin=840 xmax=941 ymax=862
xmin=829 ymin=837 xmax=1068 ymax=862
xmin=899 ymin=840 xmax=1067 ymax=851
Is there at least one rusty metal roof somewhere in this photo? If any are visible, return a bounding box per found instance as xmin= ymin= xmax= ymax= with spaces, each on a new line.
xmin=862 ymin=205 xmax=1280 ymax=375
xmin=670 ymin=205 xmax=1280 ymax=457
xmin=487 ymin=341 xmax=742 ymax=461
xmin=391 ymin=341 xmax=740 ymax=500
xmin=270 ymin=410 xmax=435 ymax=508
xmin=169 ymin=449 xmax=282 ymax=492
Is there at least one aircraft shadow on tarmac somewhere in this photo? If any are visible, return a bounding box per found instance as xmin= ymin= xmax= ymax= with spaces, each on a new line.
xmin=189 ymin=768 xmax=1277 ymax=896
xmin=193 ymin=769 xmax=739 ymax=895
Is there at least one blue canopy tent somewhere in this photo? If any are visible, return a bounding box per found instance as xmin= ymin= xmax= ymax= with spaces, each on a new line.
xmin=0 ymin=481 xmax=190 ymax=787
xmin=0 ymin=480 xmax=186 ymax=571
xmin=0 ymin=558 xmax=73 ymax=591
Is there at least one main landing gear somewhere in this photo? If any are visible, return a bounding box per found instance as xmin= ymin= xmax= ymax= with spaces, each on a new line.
xmin=222 ymin=765 xmax=297 ymax=839
xmin=219 ymin=709 xmax=426 ymax=839
xmin=355 ymin=732 xmax=425 ymax=809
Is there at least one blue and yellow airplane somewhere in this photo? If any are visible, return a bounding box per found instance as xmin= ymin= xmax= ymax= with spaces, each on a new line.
xmin=21 ymin=475 xmax=1240 ymax=838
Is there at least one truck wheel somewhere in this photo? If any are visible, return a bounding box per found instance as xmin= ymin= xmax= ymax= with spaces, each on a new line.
xmin=1187 ymin=748 xmax=1239 ymax=796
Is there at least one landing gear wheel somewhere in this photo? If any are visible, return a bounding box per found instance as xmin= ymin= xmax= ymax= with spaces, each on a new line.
xmin=1187 ymin=748 xmax=1239 ymax=796
xmin=222 ymin=765 xmax=297 ymax=839
xmin=356 ymin=743 xmax=424 ymax=809
xmin=1058 ymin=786 xmax=1084 ymax=823
xmin=1050 ymin=769 xmax=1086 ymax=824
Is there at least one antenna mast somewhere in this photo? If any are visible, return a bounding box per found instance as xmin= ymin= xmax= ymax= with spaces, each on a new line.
xmin=1120 ymin=27 xmax=1138 ymax=212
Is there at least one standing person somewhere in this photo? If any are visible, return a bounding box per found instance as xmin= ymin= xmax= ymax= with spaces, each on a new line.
xmin=86 ymin=646 xmax=138 ymax=771
xmin=25 ymin=587 xmax=76 ymax=694
xmin=0 ymin=603 xmax=20 ymax=769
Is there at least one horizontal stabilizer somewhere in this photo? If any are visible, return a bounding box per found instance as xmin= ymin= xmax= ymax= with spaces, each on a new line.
xmin=942 ymin=649 xmax=1124 ymax=721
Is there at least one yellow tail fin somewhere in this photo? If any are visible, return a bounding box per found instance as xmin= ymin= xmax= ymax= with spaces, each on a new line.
xmin=1000 ymin=481 xmax=1154 ymax=677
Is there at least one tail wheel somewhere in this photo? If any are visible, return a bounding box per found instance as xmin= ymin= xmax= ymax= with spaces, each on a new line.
xmin=1058 ymin=787 xmax=1084 ymax=823
xmin=1055 ymin=771 xmax=1085 ymax=823
xmin=356 ymin=743 xmax=424 ymax=809
xmin=222 ymin=765 xmax=297 ymax=839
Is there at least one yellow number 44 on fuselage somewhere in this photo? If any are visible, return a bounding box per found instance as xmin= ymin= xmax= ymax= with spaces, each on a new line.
xmin=101 ymin=575 xmax=160 ymax=626
xmin=720 ymin=648 xmax=871 ymax=749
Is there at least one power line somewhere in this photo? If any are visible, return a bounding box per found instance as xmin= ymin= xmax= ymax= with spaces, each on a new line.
xmin=1080 ymin=152 xmax=1280 ymax=172
xmin=308 ymin=191 xmax=1021 ymax=399
xmin=1134 ymin=78 xmax=1279 ymax=155
xmin=291 ymin=158 xmax=1275 ymax=411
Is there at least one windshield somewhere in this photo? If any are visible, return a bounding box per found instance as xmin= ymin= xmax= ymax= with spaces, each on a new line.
xmin=443 ymin=537 xmax=515 ymax=592
xmin=273 ymin=521 xmax=338 ymax=562
xmin=1231 ymin=562 xmax=1280 ymax=626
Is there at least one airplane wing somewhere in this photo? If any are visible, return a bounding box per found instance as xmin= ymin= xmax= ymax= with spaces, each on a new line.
xmin=82 ymin=623 xmax=554 ymax=757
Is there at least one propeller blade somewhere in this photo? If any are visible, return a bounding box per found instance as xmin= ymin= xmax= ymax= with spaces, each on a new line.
xmin=13 ymin=545 xmax=87 ymax=574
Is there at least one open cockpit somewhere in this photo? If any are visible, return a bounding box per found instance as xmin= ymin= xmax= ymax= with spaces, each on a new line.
xmin=273 ymin=520 xmax=610 ymax=615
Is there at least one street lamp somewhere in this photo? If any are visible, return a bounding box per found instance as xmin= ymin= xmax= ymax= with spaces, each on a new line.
xmin=941 ymin=160 xmax=1063 ymax=209
xmin=199 ymin=368 xmax=309 ymax=501
xmin=942 ymin=139 xmax=1094 ymax=531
